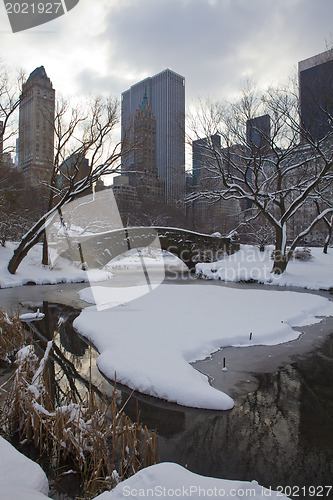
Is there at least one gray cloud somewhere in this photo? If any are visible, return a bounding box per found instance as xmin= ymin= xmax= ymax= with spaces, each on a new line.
xmin=99 ymin=0 xmax=333 ymax=99
xmin=1 ymin=0 xmax=333 ymax=105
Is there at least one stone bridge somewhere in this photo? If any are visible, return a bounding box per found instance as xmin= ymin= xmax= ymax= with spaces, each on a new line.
xmin=59 ymin=227 xmax=240 ymax=271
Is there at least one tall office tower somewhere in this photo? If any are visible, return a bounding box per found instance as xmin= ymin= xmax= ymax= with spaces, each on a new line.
xmin=121 ymin=68 xmax=185 ymax=203
xmin=246 ymin=114 xmax=271 ymax=153
xmin=299 ymin=48 xmax=333 ymax=142
xmin=192 ymin=134 xmax=221 ymax=187
xmin=129 ymin=91 xmax=164 ymax=201
xmin=18 ymin=66 xmax=55 ymax=186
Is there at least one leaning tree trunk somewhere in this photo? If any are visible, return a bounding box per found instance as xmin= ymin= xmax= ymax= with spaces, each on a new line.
xmin=7 ymin=231 xmax=43 ymax=274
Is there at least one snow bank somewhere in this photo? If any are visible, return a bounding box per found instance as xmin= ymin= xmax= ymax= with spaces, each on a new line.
xmin=0 ymin=486 xmax=50 ymax=500
xmin=74 ymin=283 xmax=333 ymax=410
xmin=95 ymin=462 xmax=291 ymax=499
xmin=0 ymin=436 xmax=49 ymax=498
xmin=196 ymin=245 xmax=333 ymax=290
xmin=0 ymin=242 xmax=112 ymax=289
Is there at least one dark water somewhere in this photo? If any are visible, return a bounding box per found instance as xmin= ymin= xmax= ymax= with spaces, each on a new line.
xmin=7 ymin=298 xmax=333 ymax=499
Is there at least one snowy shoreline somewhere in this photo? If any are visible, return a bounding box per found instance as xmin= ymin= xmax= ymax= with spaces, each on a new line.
xmin=1 ymin=243 xmax=332 ymax=498
xmin=73 ymin=283 xmax=333 ymax=410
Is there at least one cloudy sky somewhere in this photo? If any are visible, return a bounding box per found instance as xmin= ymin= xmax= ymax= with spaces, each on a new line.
xmin=1 ymin=0 xmax=333 ymax=105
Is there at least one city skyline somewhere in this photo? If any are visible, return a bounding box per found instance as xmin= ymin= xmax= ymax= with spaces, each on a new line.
xmin=0 ymin=0 xmax=332 ymax=105
xmin=122 ymin=69 xmax=185 ymax=202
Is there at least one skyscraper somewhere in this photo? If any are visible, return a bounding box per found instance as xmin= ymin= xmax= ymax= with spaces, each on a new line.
xmin=121 ymin=68 xmax=185 ymax=203
xmin=192 ymin=135 xmax=221 ymax=187
xmin=299 ymin=48 xmax=333 ymax=142
xmin=18 ymin=66 xmax=55 ymax=186
xmin=246 ymin=114 xmax=271 ymax=153
xmin=128 ymin=91 xmax=164 ymax=202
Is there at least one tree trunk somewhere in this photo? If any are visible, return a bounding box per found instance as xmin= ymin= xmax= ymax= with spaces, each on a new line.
xmin=42 ymin=231 xmax=49 ymax=266
xmin=271 ymin=226 xmax=290 ymax=274
xmin=7 ymin=237 xmax=39 ymax=275
xmin=7 ymin=190 xmax=71 ymax=275
xmin=271 ymin=254 xmax=289 ymax=274
xmin=323 ymin=221 xmax=332 ymax=254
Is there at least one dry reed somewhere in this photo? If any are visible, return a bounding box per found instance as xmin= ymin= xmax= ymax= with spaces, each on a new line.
xmin=0 ymin=310 xmax=26 ymax=361
xmin=0 ymin=334 xmax=159 ymax=499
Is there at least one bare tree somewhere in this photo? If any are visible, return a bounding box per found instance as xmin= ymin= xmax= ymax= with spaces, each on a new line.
xmin=314 ymin=192 xmax=333 ymax=253
xmin=187 ymin=84 xmax=333 ymax=274
xmin=8 ymin=96 xmax=125 ymax=274
xmin=0 ymin=62 xmax=22 ymax=162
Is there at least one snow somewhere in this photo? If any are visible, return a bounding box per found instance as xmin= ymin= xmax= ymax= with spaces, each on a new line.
xmin=196 ymin=245 xmax=333 ymax=290
xmin=0 ymin=446 xmax=292 ymax=500
xmin=0 ymin=241 xmax=113 ymax=289
xmin=20 ymin=310 xmax=45 ymax=322
xmin=0 ymin=487 xmax=50 ymax=500
xmin=0 ymin=242 xmax=181 ymax=290
xmin=95 ymin=463 xmax=291 ymax=499
xmin=74 ymin=283 xmax=333 ymax=410
xmin=0 ymin=436 xmax=49 ymax=499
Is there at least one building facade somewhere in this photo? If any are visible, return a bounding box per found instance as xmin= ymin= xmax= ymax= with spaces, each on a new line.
xmin=192 ymin=135 xmax=221 ymax=188
xmin=18 ymin=66 xmax=55 ymax=186
xmin=127 ymin=91 xmax=165 ymax=202
xmin=121 ymin=68 xmax=185 ymax=203
xmin=299 ymin=48 xmax=333 ymax=142
xmin=246 ymin=114 xmax=271 ymax=153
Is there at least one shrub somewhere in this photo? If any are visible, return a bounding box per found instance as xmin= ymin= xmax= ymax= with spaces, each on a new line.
xmin=293 ymin=247 xmax=313 ymax=262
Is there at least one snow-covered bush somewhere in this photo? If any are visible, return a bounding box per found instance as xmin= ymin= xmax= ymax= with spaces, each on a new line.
xmin=293 ymin=247 xmax=313 ymax=261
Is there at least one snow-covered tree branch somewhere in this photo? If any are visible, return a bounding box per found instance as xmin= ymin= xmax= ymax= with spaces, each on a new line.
xmin=8 ymin=96 xmax=125 ymax=274
xmin=187 ymin=83 xmax=333 ymax=274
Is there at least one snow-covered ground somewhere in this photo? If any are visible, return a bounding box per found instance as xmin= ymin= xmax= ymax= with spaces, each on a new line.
xmin=0 ymin=442 xmax=291 ymax=500
xmin=0 ymin=242 xmax=113 ymax=289
xmin=0 ymin=435 xmax=49 ymax=500
xmin=0 ymin=242 xmax=182 ymax=289
xmin=97 ymin=463 xmax=291 ymax=499
xmin=1 ymin=242 xmax=332 ymax=498
xmin=74 ymin=283 xmax=333 ymax=410
xmin=196 ymin=245 xmax=333 ymax=289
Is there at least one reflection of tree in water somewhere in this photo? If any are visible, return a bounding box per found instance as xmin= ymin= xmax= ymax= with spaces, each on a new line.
xmin=59 ymin=318 xmax=87 ymax=358
xmin=38 ymin=302 xmax=87 ymax=357
xmin=28 ymin=303 xmax=104 ymax=406
xmin=119 ymin=391 xmax=186 ymax=440
xmin=26 ymin=303 xmax=333 ymax=498
xmin=129 ymin=335 xmax=333 ymax=497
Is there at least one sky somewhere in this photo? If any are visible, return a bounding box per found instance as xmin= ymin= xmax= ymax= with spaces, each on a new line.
xmin=1 ymin=0 xmax=333 ymax=106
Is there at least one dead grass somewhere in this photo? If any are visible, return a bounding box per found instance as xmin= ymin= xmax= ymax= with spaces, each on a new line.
xmin=0 ymin=334 xmax=159 ymax=499
xmin=0 ymin=310 xmax=26 ymax=361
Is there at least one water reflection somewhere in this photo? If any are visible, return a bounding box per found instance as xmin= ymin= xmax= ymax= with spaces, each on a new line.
xmin=28 ymin=302 xmax=333 ymax=500
xmin=118 ymin=334 xmax=333 ymax=498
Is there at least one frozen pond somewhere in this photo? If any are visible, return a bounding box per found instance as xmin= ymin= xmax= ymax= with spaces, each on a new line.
xmin=1 ymin=274 xmax=333 ymax=499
